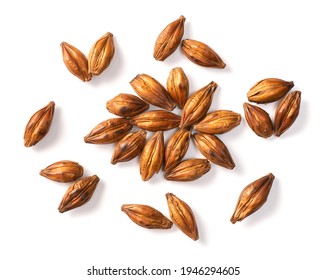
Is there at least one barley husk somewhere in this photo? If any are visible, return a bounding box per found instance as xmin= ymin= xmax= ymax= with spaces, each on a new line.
xmin=247 ymin=78 xmax=294 ymax=103
xmin=60 ymin=42 xmax=91 ymax=82
xmin=243 ymin=102 xmax=273 ymax=138
xmin=193 ymin=110 xmax=241 ymax=134
xmin=153 ymin=15 xmax=186 ymax=61
xmin=84 ymin=118 xmax=133 ymax=144
xmin=106 ymin=93 xmax=149 ymax=118
xmin=230 ymin=173 xmax=275 ymax=223
xmin=192 ymin=133 xmax=235 ymax=169
xmin=58 ymin=175 xmax=100 ymax=213
xmin=181 ymin=39 xmax=226 ymax=68
xmin=166 ymin=193 xmax=199 ymax=241
xmin=88 ymin=32 xmax=115 ymax=76
xmin=122 ymin=204 xmax=173 ymax=229
xmin=139 ymin=131 xmax=164 ymax=181
xmin=164 ymin=158 xmax=211 ymax=182
xmin=164 ymin=128 xmax=191 ymax=173
xmin=24 ymin=101 xmax=55 ymax=147
xmin=130 ymin=73 xmax=175 ymax=110
xmin=40 ymin=160 xmax=84 ymax=183
xmin=180 ymin=81 xmax=218 ymax=129
xmin=166 ymin=67 xmax=189 ymax=109
xmin=111 ymin=130 xmax=147 ymax=164
xmin=274 ymin=91 xmax=301 ymax=137
xmin=130 ymin=110 xmax=180 ymax=131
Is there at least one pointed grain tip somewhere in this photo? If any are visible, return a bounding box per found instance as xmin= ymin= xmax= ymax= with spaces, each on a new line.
xmin=210 ymin=81 xmax=218 ymax=89
xmin=179 ymin=15 xmax=186 ymax=22
xmin=268 ymin=173 xmax=275 ymax=180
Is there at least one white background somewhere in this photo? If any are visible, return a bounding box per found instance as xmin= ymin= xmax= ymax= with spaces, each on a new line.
xmin=1 ymin=0 xmax=325 ymax=279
